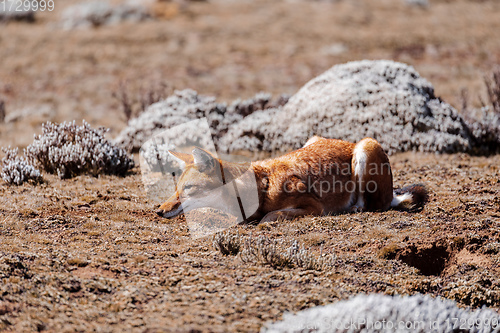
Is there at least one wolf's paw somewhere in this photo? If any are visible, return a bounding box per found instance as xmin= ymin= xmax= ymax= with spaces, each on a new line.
xmin=350 ymin=205 xmax=364 ymax=213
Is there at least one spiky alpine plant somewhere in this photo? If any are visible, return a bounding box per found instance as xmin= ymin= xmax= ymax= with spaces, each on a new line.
xmin=1 ymin=147 xmax=42 ymax=185
xmin=25 ymin=120 xmax=134 ymax=179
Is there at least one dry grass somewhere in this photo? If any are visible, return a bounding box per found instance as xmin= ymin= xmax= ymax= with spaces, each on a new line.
xmin=213 ymin=231 xmax=335 ymax=270
xmin=112 ymin=80 xmax=172 ymax=122
xmin=484 ymin=68 xmax=500 ymax=113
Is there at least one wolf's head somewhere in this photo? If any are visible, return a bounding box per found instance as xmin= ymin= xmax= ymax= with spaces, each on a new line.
xmin=156 ymin=147 xmax=232 ymax=219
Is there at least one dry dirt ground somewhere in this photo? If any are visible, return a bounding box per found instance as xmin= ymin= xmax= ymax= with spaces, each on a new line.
xmin=1 ymin=0 xmax=500 ymax=332
xmin=0 ymin=153 xmax=499 ymax=332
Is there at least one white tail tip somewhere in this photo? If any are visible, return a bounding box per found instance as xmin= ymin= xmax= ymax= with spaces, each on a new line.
xmin=391 ymin=192 xmax=413 ymax=208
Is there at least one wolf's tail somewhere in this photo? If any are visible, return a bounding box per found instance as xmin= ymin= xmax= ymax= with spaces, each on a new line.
xmin=390 ymin=184 xmax=429 ymax=211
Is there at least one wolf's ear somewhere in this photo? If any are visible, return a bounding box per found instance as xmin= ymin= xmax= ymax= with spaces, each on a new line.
xmin=168 ymin=151 xmax=193 ymax=170
xmin=192 ymin=147 xmax=217 ymax=173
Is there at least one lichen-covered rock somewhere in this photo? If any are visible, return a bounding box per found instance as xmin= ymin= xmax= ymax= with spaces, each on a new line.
xmin=404 ymin=0 xmax=429 ymax=8
xmin=263 ymin=294 xmax=500 ymax=333
xmin=60 ymin=1 xmax=150 ymax=30
xmin=115 ymin=89 xmax=226 ymax=152
xmin=25 ymin=121 xmax=134 ymax=179
xmin=0 ymin=0 xmax=35 ymax=23
xmin=219 ymin=107 xmax=282 ymax=152
xmin=115 ymin=89 xmax=287 ymax=152
xmin=224 ymin=60 xmax=472 ymax=154
xmin=116 ymin=61 xmax=477 ymax=155
xmin=1 ymin=147 xmax=42 ymax=185
xmin=139 ymin=118 xmax=218 ymax=173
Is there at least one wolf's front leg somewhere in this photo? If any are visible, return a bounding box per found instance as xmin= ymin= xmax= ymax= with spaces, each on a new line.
xmin=261 ymin=208 xmax=317 ymax=223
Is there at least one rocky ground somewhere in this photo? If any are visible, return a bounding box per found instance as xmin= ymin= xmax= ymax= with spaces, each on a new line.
xmin=0 ymin=153 xmax=499 ymax=332
xmin=0 ymin=0 xmax=500 ymax=332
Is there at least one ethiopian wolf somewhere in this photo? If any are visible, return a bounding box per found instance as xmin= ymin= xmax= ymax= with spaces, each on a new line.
xmin=156 ymin=136 xmax=428 ymax=222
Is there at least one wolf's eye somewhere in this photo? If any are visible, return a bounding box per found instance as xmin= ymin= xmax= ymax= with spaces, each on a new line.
xmin=183 ymin=184 xmax=196 ymax=191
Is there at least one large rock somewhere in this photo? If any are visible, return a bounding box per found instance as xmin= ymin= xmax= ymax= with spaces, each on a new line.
xmin=0 ymin=0 xmax=35 ymax=22
xmin=218 ymin=107 xmax=282 ymax=152
xmin=263 ymin=294 xmax=500 ymax=333
xmin=60 ymin=1 xmax=151 ymax=30
xmin=114 ymin=89 xmax=284 ymax=152
xmin=115 ymin=61 xmax=475 ymax=155
xmin=223 ymin=60 xmax=472 ymax=154
xmin=114 ymin=89 xmax=225 ymax=152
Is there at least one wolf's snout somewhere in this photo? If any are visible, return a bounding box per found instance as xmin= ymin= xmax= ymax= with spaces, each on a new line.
xmin=156 ymin=208 xmax=176 ymax=218
xmin=155 ymin=200 xmax=184 ymax=219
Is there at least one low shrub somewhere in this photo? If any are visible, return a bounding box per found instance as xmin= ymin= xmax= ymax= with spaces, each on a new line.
xmin=112 ymin=80 xmax=171 ymax=122
xmin=213 ymin=231 xmax=242 ymax=256
xmin=240 ymin=236 xmax=334 ymax=270
xmin=1 ymin=147 xmax=42 ymax=185
xmin=25 ymin=121 xmax=134 ymax=179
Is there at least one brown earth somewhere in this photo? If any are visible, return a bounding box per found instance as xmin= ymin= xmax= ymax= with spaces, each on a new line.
xmin=1 ymin=0 xmax=500 ymax=332
xmin=0 ymin=153 xmax=499 ymax=332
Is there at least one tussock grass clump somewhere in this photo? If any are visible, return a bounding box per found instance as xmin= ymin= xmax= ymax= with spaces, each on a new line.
xmin=240 ymin=236 xmax=334 ymax=270
xmin=66 ymin=257 xmax=89 ymax=268
xmin=378 ymin=243 xmax=400 ymax=259
xmin=1 ymin=147 xmax=42 ymax=185
xmin=212 ymin=232 xmax=333 ymax=270
xmin=25 ymin=121 xmax=134 ymax=179
xmin=213 ymin=231 xmax=242 ymax=256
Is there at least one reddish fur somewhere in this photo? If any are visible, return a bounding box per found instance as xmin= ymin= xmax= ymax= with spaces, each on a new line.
xmin=353 ymin=138 xmax=393 ymax=211
xmin=157 ymin=136 xmax=419 ymax=222
xmin=158 ymin=194 xmax=182 ymax=213
xmin=249 ymin=138 xmax=355 ymax=221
